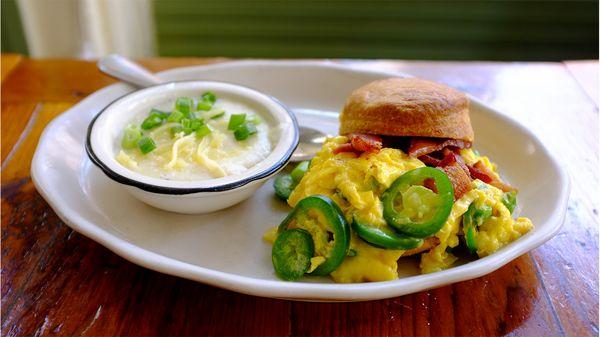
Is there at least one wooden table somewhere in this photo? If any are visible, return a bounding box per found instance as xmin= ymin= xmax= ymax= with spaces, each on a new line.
xmin=2 ymin=55 xmax=597 ymax=337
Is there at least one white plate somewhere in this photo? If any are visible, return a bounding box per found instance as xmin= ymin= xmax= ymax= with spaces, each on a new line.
xmin=31 ymin=61 xmax=569 ymax=301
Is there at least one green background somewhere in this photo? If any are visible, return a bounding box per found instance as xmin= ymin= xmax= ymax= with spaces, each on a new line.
xmin=3 ymin=0 xmax=598 ymax=60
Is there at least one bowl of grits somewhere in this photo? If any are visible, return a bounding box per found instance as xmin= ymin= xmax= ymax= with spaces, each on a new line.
xmin=86 ymin=81 xmax=298 ymax=214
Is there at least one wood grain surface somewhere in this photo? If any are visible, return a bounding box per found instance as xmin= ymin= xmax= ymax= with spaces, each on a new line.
xmin=1 ymin=55 xmax=597 ymax=337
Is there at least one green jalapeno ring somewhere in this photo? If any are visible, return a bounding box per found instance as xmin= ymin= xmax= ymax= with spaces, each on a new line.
xmin=501 ymin=191 xmax=517 ymax=214
xmin=465 ymin=226 xmax=478 ymax=253
xmin=278 ymin=195 xmax=350 ymax=276
xmin=352 ymin=216 xmax=423 ymax=250
xmin=272 ymin=229 xmax=314 ymax=281
xmin=382 ymin=167 xmax=454 ymax=238
xmin=462 ymin=202 xmax=493 ymax=253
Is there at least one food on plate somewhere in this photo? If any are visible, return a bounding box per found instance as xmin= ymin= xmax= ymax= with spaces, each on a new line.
xmin=115 ymin=91 xmax=271 ymax=181
xmin=265 ymin=78 xmax=533 ymax=283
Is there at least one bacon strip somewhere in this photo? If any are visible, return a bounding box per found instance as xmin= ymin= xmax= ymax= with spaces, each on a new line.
xmin=332 ymin=143 xmax=356 ymax=154
xmin=418 ymin=154 xmax=441 ymax=166
xmin=334 ymin=133 xmax=383 ymax=155
xmin=349 ymin=133 xmax=383 ymax=153
xmin=408 ymin=137 xmax=471 ymax=158
xmin=437 ymin=151 xmax=473 ymax=199
xmin=472 ymin=161 xmax=515 ymax=192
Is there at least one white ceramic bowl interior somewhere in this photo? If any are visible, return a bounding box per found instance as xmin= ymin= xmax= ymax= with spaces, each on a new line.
xmin=87 ymin=81 xmax=298 ymax=213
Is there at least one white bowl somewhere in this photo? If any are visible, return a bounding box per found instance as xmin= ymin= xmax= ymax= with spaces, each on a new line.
xmin=86 ymin=81 xmax=299 ymax=214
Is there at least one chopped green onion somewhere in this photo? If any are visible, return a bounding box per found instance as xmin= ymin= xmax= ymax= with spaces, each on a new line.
xmin=167 ymin=110 xmax=184 ymax=123
xmin=141 ymin=114 xmax=163 ymax=130
xmin=138 ymin=136 xmax=156 ymax=154
xmin=196 ymin=124 xmax=212 ymax=138
xmin=150 ymin=108 xmax=169 ymax=119
xmin=210 ymin=111 xmax=225 ymax=120
xmin=234 ymin=122 xmax=257 ymax=141
xmin=181 ymin=118 xmax=204 ymax=134
xmin=347 ymin=249 xmax=357 ymax=257
xmin=228 ymin=113 xmax=246 ymax=130
xmin=169 ymin=124 xmax=184 ymax=136
xmin=248 ymin=115 xmax=262 ymax=125
xmin=121 ymin=124 xmax=141 ymax=149
xmin=202 ymin=91 xmax=217 ymax=104
xmin=196 ymin=100 xmax=212 ymax=111
xmin=175 ymin=97 xmax=194 ymax=113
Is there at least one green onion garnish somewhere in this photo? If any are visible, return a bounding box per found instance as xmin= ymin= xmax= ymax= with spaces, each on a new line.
xmin=210 ymin=111 xmax=225 ymax=120
xmin=138 ymin=136 xmax=156 ymax=154
xmin=196 ymin=124 xmax=212 ymax=138
xmin=181 ymin=118 xmax=205 ymax=134
xmin=196 ymin=100 xmax=212 ymax=111
xmin=167 ymin=110 xmax=184 ymax=123
xmin=234 ymin=122 xmax=257 ymax=141
xmin=169 ymin=124 xmax=184 ymax=136
xmin=150 ymin=108 xmax=169 ymax=119
xmin=121 ymin=124 xmax=141 ymax=149
xmin=228 ymin=113 xmax=246 ymax=130
xmin=141 ymin=113 xmax=164 ymax=130
xmin=175 ymin=97 xmax=194 ymax=114
xmin=202 ymin=91 xmax=217 ymax=104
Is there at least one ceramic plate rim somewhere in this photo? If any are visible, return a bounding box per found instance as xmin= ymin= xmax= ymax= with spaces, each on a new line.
xmin=31 ymin=60 xmax=570 ymax=301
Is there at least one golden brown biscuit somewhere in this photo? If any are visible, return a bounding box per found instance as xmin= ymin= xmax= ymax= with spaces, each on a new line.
xmin=340 ymin=78 xmax=474 ymax=142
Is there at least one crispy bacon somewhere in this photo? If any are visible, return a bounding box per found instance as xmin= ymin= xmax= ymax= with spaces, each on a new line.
xmin=333 ymin=143 xmax=356 ymax=154
xmin=441 ymin=164 xmax=472 ymax=199
xmin=349 ymin=133 xmax=383 ymax=153
xmin=418 ymin=154 xmax=441 ymax=166
xmin=423 ymin=178 xmax=438 ymax=193
xmin=472 ymin=161 xmax=515 ymax=192
xmin=438 ymin=151 xmax=473 ymax=199
xmin=408 ymin=137 xmax=471 ymax=158
xmin=467 ymin=163 xmax=493 ymax=183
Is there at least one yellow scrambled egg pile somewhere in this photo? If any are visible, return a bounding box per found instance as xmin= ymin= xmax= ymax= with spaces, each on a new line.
xmin=267 ymin=136 xmax=533 ymax=283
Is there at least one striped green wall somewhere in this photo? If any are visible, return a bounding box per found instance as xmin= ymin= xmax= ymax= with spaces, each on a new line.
xmin=154 ymin=0 xmax=598 ymax=60
xmin=1 ymin=0 xmax=29 ymax=55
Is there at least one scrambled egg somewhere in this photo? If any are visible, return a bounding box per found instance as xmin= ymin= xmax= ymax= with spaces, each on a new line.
xmin=267 ymin=136 xmax=533 ymax=283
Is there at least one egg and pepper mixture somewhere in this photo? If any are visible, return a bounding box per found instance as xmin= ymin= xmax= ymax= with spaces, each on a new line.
xmin=265 ymin=136 xmax=533 ymax=283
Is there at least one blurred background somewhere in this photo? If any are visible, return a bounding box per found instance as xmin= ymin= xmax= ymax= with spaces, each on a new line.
xmin=2 ymin=0 xmax=598 ymax=61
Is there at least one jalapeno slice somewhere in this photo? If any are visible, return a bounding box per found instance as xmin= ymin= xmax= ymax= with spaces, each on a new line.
xmin=352 ymin=216 xmax=423 ymax=250
xmin=462 ymin=202 xmax=493 ymax=253
xmin=382 ymin=167 xmax=454 ymax=238
xmin=501 ymin=191 xmax=517 ymax=214
xmin=278 ymin=195 xmax=350 ymax=276
xmin=272 ymin=229 xmax=314 ymax=281
xmin=273 ymin=174 xmax=295 ymax=200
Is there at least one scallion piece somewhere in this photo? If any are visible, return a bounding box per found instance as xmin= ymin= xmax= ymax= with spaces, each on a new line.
xmin=181 ymin=118 xmax=204 ymax=134
xmin=167 ymin=110 xmax=184 ymax=123
xmin=138 ymin=136 xmax=156 ymax=154
xmin=150 ymin=108 xmax=169 ymax=119
xmin=210 ymin=111 xmax=225 ymax=120
xmin=170 ymin=124 xmax=184 ymax=136
xmin=196 ymin=124 xmax=212 ymax=138
xmin=202 ymin=91 xmax=217 ymax=104
xmin=228 ymin=113 xmax=246 ymax=130
xmin=234 ymin=122 xmax=257 ymax=141
xmin=121 ymin=124 xmax=141 ymax=149
xmin=175 ymin=97 xmax=194 ymax=114
xmin=141 ymin=114 xmax=164 ymax=130
xmin=196 ymin=100 xmax=212 ymax=111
